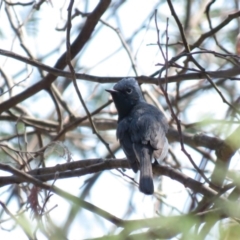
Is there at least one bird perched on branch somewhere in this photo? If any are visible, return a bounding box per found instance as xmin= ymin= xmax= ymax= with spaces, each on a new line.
xmin=106 ymin=78 xmax=168 ymax=195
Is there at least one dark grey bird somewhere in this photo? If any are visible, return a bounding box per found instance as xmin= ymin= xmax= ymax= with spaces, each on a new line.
xmin=106 ymin=78 xmax=168 ymax=195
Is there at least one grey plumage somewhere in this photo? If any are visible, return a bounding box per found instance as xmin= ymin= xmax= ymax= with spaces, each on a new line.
xmin=106 ymin=78 xmax=168 ymax=195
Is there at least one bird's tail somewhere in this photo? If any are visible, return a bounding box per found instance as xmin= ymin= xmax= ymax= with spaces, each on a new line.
xmin=134 ymin=144 xmax=154 ymax=195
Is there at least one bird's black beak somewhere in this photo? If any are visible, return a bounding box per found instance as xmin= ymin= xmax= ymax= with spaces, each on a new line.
xmin=105 ymin=89 xmax=118 ymax=94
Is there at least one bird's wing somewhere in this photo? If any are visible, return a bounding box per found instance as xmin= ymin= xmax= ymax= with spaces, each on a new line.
xmin=130 ymin=112 xmax=168 ymax=161
xmin=117 ymin=118 xmax=139 ymax=172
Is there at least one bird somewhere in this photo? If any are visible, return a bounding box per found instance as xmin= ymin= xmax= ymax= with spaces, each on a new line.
xmin=106 ymin=78 xmax=168 ymax=195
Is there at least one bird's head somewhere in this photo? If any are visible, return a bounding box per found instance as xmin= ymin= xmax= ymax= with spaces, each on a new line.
xmin=106 ymin=78 xmax=144 ymax=120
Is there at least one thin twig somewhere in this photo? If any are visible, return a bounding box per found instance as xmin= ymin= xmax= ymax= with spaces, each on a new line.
xmin=66 ymin=0 xmax=115 ymax=158
xmin=154 ymin=9 xmax=215 ymax=187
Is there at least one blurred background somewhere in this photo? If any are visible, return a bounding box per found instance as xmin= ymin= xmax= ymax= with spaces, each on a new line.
xmin=0 ymin=0 xmax=240 ymax=239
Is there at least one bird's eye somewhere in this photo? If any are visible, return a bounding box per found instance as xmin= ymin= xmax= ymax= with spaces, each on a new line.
xmin=126 ymin=88 xmax=132 ymax=94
